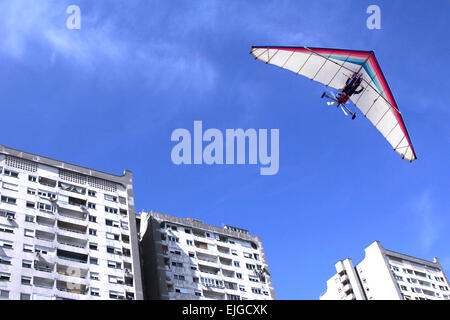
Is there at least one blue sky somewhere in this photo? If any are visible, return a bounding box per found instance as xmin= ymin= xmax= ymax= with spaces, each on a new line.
xmin=0 ymin=1 xmax=448 ymax=299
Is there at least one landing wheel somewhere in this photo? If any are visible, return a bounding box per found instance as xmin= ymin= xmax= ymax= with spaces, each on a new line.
xmin=352 ymin=113 xmax=356 ymax=120
xmin=321 ymin=92 xmax=326 ymax=99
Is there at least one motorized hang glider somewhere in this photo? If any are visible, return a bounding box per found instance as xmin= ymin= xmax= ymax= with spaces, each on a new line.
xmin=250 ymin=46 xmax=417 ymax=162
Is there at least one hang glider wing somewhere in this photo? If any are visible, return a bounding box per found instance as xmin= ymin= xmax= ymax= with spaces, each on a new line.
xmin=250 ymin=46 xmax=417 ymax=162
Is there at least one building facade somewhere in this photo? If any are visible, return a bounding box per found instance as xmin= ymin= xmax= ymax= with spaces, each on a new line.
xmin=138 ymin=211 xmax=275 ymax=300
xmin=0 ymin=144 xmax=143 ymax=300
xmin=320 ymin=241 xmax=450 ymax=300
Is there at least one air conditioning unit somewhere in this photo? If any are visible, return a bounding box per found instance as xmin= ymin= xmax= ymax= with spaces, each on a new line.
xmin=7 ymin=215 xmax=14 ymax=220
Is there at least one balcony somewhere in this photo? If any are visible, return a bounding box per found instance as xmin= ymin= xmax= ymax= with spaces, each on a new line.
xmin=57 ymin=264 xmax=88 ymax=279
xmin=35 ymin=230 xmax=56 ymax=243
xmin=57 ymin=234 xmax=87 ymax=249
xmin=342 ymin=283 xmax=352 ymax=293
xmin=56 ymin=280 xmax=88 ymax=296
xmin=217 ymin=245 xmax=230 ymax=255
xmin=36 ymin=215 xmax=56 ymax=228
xmin=56 ymin=249 xmax=88 ymax=265
xmin=57 ymin=206 xmax=87 ymax=221
xmin=57 ymin=220 xmax=88 ymax=237
xmin=34 ymin=260 xmax=55 ymax=274
xmin=222 ymin=269 xmax=235 ymax=278
xmin=340 ymin=274 xmax=349 ymax=283
xmin=33 ymin=276 xmax=54 ymax=289
xmin=219 ymin=257 xmax=232 ymax=266
xmin=38 ymin=177 xmax=57 ymax=188
xmin=197 ymin=251 xmax=218 ymax=263
xmin=345 ymin=293 xmax=356 ymax=300
xmin=198 ymin=264 xmax=220 ymax=276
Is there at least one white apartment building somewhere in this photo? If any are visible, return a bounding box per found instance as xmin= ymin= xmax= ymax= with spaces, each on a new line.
xmin=0 ymin=144 xmax=143 ymax=300
xmin=137 ymin=211 xmax=275 ymax=300
xmin=320 ymin=241 xmax=450 ymax=300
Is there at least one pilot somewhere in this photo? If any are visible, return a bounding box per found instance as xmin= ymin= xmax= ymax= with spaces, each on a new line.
xmin=344 ymin=74 xmax=363 ymax=96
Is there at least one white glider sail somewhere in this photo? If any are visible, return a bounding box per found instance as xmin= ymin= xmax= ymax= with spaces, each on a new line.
xmin=250 ymin=46 xmax=417 ymax=162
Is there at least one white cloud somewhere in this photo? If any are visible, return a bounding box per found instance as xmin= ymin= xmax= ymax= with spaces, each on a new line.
xmin=0 ymin=0 xmax=218 ymax=92
xmin=412 ymin=190 xmax=438 ymax=252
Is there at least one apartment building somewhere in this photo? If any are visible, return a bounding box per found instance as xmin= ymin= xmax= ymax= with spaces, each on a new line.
xmin=320 ymin=241 xmax=450 ymax=300
xmin=137 ymin=211 xmax=275 ymax=300
xmin=0 ymin=144 xmax=143 ymax=300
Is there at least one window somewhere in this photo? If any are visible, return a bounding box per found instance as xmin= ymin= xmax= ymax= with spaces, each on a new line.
xmin=20 ymin=293 xmax=30 ymax=300
xmin=105 ymin=207 xmax=118 ymax=214
xmin=0 ymin=210 xmax=15 ymax=220
xmin=109 ymin=291 xmax=124 ymax=300
xmin=25 ymin=215 xmax=34 ymax=223
xmin=89 ymin=229 xmax=97 ymax=236
xmin=88 ymin=190 xmax=96 ymax=197
xmin=233 ymin=261 xmax=240 ymax=267
xmin=23 ymin=244 xmax=33 ymax=252
xmin=108 ymin=261 xmax=121 ymax=269
xmin=251 ymin=287 xmax=262 ymax=294
xmin=2 ymin=182 xmax=18 ymax=192
xmin=89 ymin=242 xmax=98 ymax=250
xmin=27 ymin=188 xmax=36 ymax=195
xmin=26 ymin=201 xmax=35 ymax=208
xmin=106 ymin=219 xmax=120 ymax=228
xmin=88 ymin=202 xmax=96 ymax=209
xmin=88 ymin=215 xmax=97 ymax=223
xmin=0 ymin=272 xmax=11 ymax=281
xmin=109 ymin=275 xmax=124 ymax=284
xmin=171 ymin=262 xmax=183 ymax=268
xmin=118 ymin=196 xmax=126 ymax=205
xmin=90 ymin=257 xmax=98 ymax=265
xmin=173 ymin=274 xmax=185 ymax=281
xmin=90 ymin=272 xmax=99 ymax=280
xmin=1 ymin=196 xmax=16 ymax=205
xmin=37 ymin=190 xmax=57 ymax=200
xmin=243 ymin=252 xmax=253 ymax=259
xmin=91 ymin=288 xmax=100 ymax=297
xmin=120 ymin=221 xmax=128 ymax=230
xmin=24 ymin=229 xmax=34 ymax=237
xmin=37 ymin=202 xmax=55 ymax=213
xmin=104 ymin=194 xmax=117 ymax=202
xmin=106 ymin=232 xmax=119 ymax=241
xmin=0 ymin=239 xmax=13 ymax=249
xmin=186 ymin=240 xmax=193 ymax=246
xmin=4 ymin=169 xmax=19 ymax=178
xmin=236 ymin=273 xmax=242 ymax=279
xmin=0 ymin=224 xmax=14 ymax=234
xmin=107 ymin=246 xmax=122 ymax=255
xmin=0 ymin=290 xmax=9 ymax=299
xmin=28 ymin=175 xmax=37 ymax=182
xmin=21 ymin=276 xmax=32 ymax=285
xmin=22 ymin=260 xmax=32 ymax=268
xmin=0 ymin=256 xmax=12 ymax=265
